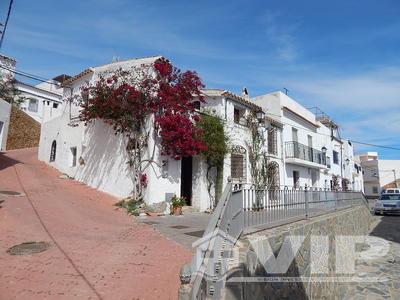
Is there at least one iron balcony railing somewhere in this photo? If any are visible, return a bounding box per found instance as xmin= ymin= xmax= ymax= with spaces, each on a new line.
xmin=285 ymin=141 xmax=325 ymax=165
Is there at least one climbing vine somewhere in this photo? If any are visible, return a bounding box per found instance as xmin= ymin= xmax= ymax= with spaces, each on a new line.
xmin=245 ymin=114 xmax=276 ymax=190
xmin=196 ymin=111 xmax=229 ymax=207
xmin=75 ymin=58 xmax=206 ymax=200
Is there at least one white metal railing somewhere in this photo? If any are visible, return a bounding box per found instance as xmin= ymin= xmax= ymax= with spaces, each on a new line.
xmin=242 ymin=187 xmax=364 ymax=229
xmin=187 ymin=184 xmax=367 ymax=300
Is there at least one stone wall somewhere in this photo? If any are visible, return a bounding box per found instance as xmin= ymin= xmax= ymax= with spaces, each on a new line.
xmin=6 ymin=106 xmax=41 ymax=150
xmin=224 ymin=205 xmax=373 ymax=300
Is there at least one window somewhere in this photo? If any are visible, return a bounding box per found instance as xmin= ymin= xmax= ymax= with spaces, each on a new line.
xmin=293 ymin=171 xmax=300 ymax=188
xmin=326 ymin=156 xmax=331 ymax=168
xmin=267 ymin=162 xmax=280 ymax=188
xmin=192 ymin=101 xmax=200 ymax=110
xmin=333 ymin=151 xmax=339 ymax=164
xmin=268 ymin=127 xmax=278 ymax=155
xmin=28 ymin=98 xmax=39 ymax=112
xmin=233 ymin=107 xmax=244 ymax=124
xmin=53 ymin=102 xmax=59 ymax=109
xmin=231 ymin=145 xmax=246 ymax=180
xmin=372 ymin=186 xmax=379 ymax=194
xmin=234 ymin=108 xmax=240 ymax=124
xmin=50 ymin=140 xmax=56 ymax=162
xmin=70 ymin=147 xmax=77 ymax=167
xmin=292 ymin=128 xmax=298 ymax=142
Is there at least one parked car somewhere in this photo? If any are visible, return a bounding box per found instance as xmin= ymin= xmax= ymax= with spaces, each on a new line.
xmin=374 ymin=194 xmax=400 ymax=215
xmin=380 ymin=188 xmax=400 ymax=194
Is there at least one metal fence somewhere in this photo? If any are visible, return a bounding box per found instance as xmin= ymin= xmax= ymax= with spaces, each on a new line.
xmin=242 ymin=186 xmax=364 ymax=229
xmin=189 ymin=183 xmax=367 ymax=300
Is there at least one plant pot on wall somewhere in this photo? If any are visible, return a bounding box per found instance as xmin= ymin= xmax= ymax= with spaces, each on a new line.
xmin=172 ymin=206 xmax=182 ymax=216
xmin=171 ymin=195 xmax=186 ymax=216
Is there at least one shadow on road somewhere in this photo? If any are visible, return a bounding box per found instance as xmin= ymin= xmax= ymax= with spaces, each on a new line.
xmin=369 ymin=215 xmax=400 ymax=244
xmin=0 ymin=152 xmax=22 ymax=171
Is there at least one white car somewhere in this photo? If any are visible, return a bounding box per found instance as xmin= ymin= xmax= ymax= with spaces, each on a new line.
xmin=374 ymin=194 xmax=400 ymax=215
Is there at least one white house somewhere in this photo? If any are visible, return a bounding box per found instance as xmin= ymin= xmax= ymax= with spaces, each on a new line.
xmin=38 ymin=57 xmax=283 ymax=212
xmin=15 ymin=76 xmax=65 ymax=124
xmin=0 ymin=99 xmax=11 ymax=151
xmin=251 ymin=91 xmax=362 ymax=191
xmin=0 ymin=54 xmax=65 ymax=124
xmin=356 ymin=152 xmax=400 ymax=197
xmin=0 ymin=54 xmax=16 ymax=150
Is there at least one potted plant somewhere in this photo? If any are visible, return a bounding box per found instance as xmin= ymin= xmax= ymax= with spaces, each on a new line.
xmin=171 ymin=195 xmax=186 ymax=216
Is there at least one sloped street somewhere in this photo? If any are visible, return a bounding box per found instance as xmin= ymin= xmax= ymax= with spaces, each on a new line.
xmin=0 ymin=148 xmax=191 ymax=300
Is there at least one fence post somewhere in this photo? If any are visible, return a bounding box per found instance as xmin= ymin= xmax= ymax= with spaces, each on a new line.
xmin=305 ymin=187 xmax=309 ymax=218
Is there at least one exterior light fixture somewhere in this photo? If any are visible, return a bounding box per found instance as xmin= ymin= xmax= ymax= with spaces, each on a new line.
xmin=346 ymin=158 xmax=350 ymax=165
xmin=321 ymin=146 xmax=327 ymax=154
xmin=256 ymin=109 xmax=265 ymax=122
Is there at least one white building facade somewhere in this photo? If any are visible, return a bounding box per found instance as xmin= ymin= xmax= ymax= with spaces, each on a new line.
xmin=15 ymin=79 xmax=64 ymax=124
xmin=38 ymin=57 xmax=283 ymax=212
xmin=0 ymin=54 xmax=16 ymax=150
xmin=356 ymin=152 xmax=400 ymax=198
xmin=251 ymin=92 xmax=363 ymax=191
xmin=38 ymin=57 xmax=363 ymax=212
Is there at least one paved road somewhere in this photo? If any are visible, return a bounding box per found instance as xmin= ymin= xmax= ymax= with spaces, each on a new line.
xmin=344 ymin=215 xmax=400 ymax=299
xmin=0 ymin=148 xmax=192 ymax=300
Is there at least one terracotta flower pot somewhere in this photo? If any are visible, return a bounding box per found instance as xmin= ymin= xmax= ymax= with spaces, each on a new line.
xmin=173 ymin=206 xmax=182 ymax=216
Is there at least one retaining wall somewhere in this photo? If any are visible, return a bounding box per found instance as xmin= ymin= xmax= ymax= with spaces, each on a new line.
xmin=224 ymin=205 xmax=373 ymax=299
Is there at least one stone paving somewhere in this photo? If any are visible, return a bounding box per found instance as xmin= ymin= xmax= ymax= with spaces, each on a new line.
xmin=344 ymin=215 xmax=400 ymax=299
xmin=138 ymin=213 xmax=211 ymax=251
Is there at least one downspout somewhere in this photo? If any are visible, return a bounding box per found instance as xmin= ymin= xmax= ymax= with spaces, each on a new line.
xmin=280 ymin=127 xmax=286 ymax=187
xmin=63 ymin=85 xmax=74 ymax=121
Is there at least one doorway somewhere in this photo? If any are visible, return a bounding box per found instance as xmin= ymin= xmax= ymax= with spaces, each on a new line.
xmin=180 ymin=156 xmax=193 ymax=205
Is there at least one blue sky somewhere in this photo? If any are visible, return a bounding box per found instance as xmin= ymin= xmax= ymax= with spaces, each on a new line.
xmin=1 ymin=0 xmax=399 ymax=159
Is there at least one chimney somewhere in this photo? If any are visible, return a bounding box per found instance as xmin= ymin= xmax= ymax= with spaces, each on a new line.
xmin=242 ymin=87 xmax=249 ymax=100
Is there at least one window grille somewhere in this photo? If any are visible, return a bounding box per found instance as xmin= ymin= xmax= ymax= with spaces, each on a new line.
xmin=50 ymin=140 xmax=57 ymax=162
xmin=231 ymin=145 xmax=246 ymax=181
xmin=268 ymin=127 xmax=278 ymax=155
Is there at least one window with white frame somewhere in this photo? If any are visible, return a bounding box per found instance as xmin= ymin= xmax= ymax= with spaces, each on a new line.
xmin=28 ymin=98 xmax=39 ymax=112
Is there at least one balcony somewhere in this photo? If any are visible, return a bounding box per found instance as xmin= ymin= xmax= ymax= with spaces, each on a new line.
xmin=285 ymin=141 xmax=326 ymax=169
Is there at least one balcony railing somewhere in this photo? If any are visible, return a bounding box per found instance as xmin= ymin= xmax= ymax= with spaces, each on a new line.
xmin=285 ymin=141 xmax=325 ymax=165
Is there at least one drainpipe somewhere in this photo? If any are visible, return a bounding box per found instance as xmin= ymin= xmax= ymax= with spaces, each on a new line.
xmin=63 ymin=86 xmax=74 ymax=120
xmin=280 ymin=127 xmax=286 ymax=187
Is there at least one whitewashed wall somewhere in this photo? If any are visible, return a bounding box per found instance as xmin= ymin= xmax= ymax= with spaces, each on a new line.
xmin=251 ymin=91 xmax=359 ymax=190
xmin=0 ymin=99 xmax=11 ymax=151
xmin=15 ymin=82 xmax=62 ymax=124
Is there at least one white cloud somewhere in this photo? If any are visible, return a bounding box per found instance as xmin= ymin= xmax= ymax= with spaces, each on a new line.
xmin=287 ymin=67 xmax=400 ymax=110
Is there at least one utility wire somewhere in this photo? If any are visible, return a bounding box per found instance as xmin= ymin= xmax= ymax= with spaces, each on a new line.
xmin=2 ymin=65 xmax=400 ymax=152
xmin=0 ymin=0 xmax=14 ymax=50
xmin=264 ymin=112 xmax=400 ymax=151
xmin=0 ymin=65 xmax=61 ymax=86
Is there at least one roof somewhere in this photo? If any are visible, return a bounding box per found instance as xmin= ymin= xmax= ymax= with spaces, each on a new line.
xmin=283 ymin=106 xmax=320 ymax=128
xmin=0 ymin=54 xmax=16 ymax=62
xmin=201 ymin=89 xmax=262 ymax=110
xmin=382 ymin=180 xmax=400 ymax=189
xmin=63 ymin=55 xmax=163 ymax=86
xmin=15 ymin=80 xmax=62 ymax=97
xmin=53 ymin=74 xmax=72 ymax=83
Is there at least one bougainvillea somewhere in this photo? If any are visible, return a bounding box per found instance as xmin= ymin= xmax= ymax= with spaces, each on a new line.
xmin=75 ymin=58 xmax=206 ymax=199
